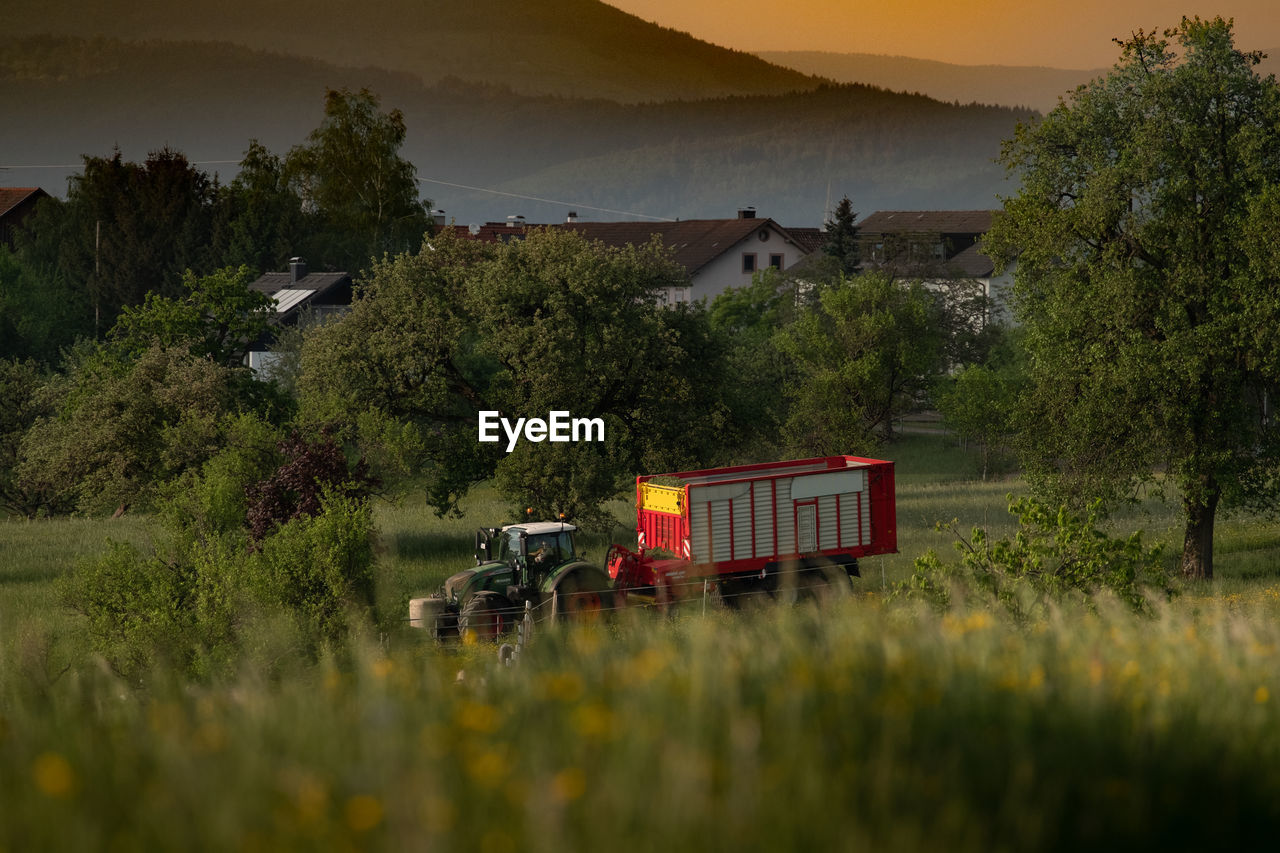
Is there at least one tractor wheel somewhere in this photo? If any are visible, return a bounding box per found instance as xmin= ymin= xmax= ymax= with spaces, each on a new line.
xmin=550 ymin=570 xmax=613 ymax=624
xmin=459 ymin=592 xmax=515 ymax=643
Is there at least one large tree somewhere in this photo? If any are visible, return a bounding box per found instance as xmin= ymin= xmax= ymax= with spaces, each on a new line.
xmin=984 ymin=17 xmax=1280 ymax=579
xmin=285 ymin=88 xmax=432 ymax=271
xmin=298 ymin=228 xmax=727 ymax=523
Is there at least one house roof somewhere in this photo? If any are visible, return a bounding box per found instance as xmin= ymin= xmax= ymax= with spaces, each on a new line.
xmin=858 ymin=210 xmax=995 ymax=235
xmin=560 ymin=218 xmax=804 ymax=276
xmin=780 ymin=226 xmax=827 ymax=254
xmin=0 ymin=188 xmax=46 ymax=218
xmin=248 ymin=271 xmax=353 ymax=320
xmin=945 ymin=242 xmax=995 ymax=278
xmin=249 ymin=271 xmax=352 ymax=298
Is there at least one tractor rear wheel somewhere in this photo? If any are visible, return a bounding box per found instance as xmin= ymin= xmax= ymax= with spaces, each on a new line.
xmin=459 ymin=592 xmax=515 ymax=642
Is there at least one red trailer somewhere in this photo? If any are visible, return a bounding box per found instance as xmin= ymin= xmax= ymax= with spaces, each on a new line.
xmin=607 ymin=455 xmax=896 ymax=606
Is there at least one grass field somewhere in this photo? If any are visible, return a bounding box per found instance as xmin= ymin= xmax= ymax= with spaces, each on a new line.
xmin=3 ymin=435 xmax=1280 ymax=850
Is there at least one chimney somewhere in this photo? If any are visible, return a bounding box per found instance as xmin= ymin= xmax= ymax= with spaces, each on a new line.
xmin=566 ymin=211 xmax=579 ymax=223
xmin=289 ymin=257 xmax=307 ymax=283
xmin=431 ymin=209 xmax=447 ymax=227
xmin=507 ymin=215 xmax=526 ymax=228
xmin=737 ymin=207 xmax=757 ymax=220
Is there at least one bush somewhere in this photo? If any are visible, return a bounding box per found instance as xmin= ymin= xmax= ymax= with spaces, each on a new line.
xmin=898 ymin=496 xmax=1173 ymax=621
xmin=248 ymin=491 xmax=376 ymax=646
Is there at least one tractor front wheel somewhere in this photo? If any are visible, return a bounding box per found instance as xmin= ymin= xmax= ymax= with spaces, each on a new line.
xmin=459 ymin=592 xmax=515 ymax=643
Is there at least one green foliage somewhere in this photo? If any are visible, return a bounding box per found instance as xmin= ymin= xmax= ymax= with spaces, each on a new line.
xmin=822 ymin=195 xmax=861 ymax=274
xmin=776 ymin=271 xmax=944 ymax=451
xmin=900 ymin=496 xmax=1172 ymax=621
xmin=247 ymin=491 xmax=376 ymax=646
xmin=984 ymin=17 xmax=1280 ymax=579
xmin=0 ymin=358 xmax=61 ymax=516
xmin=105 ymin=266 xmax=274 ymax=367
xmin=707 ymin=269 xmax=799 ymax=459
xmin=64 ymin=474 xmax=376 ymax=681
xmin=218 ymin=140 xmax=309 ymax=273
xmin=16 ymin=345 xmax=244 ymax=515
xmin=285 ymin=87 xmax=431 ymax=271
xmin=300 ymin=229 xmax=727 ymax=525
xmin=0 ymin=246 xmax=89 ymax=363
xmin=935 ymin=359 xmax=1023 ymax=479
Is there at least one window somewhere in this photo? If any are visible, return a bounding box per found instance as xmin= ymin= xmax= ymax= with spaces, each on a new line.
xmin=742 ymin=253 xmax=757 ymax=273
xmin=769 ymin=254 xmax=784 ymax=270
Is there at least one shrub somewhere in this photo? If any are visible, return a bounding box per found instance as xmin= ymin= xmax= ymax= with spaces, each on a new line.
xmin=898 ymin=496 xmax=1173 ymax=621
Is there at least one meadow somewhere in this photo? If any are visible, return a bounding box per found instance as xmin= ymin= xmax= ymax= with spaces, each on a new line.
xmin=3 ymin=434 xmax=1280 ymax=850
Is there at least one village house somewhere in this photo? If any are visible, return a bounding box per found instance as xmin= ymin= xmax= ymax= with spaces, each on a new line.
xmin=451 ymin=208 xmax=814 ymax=304
xmin=856 ymin=210 xmax=1012 ymax=325
xmin=246 ymin=257 xmax=353 ymax=373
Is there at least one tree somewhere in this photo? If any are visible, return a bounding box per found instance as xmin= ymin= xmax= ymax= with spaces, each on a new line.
xmin=983 ymin=17 xmax=1280 ymax=579
xmin=775 ymin=271 xmax=944 ymax=451
xmin=106 ymin=266 xmax=275 ymax=368
xmin=822 ymin=195 xmax=861 ymax=274
xmin=298 ymin=228 xmax=728 ymax=523
xmin=285 ymin=88 xmax=432 ymax=271
xmin=707 ymin=268 xmax=799 ymax=459
xmin=218 ymin=140 xmax=310 ymax=274
xmin=14 ymin=148 xmax=221 ymax=336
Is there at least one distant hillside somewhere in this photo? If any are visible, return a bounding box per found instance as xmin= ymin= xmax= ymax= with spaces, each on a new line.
xmin=757 ymin=52 xmax=1100 ymax=112
xmin=7 ymin=0 xmax=820 ymax=102
xmin=1 ymin=37 xmax=1030 ymax=225
xmin=759 ymin=50 xmax=1280 ymax=114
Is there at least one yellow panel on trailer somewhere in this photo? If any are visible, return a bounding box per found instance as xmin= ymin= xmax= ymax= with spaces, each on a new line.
xmin=639 ymin=483 xmax=684 ymax=516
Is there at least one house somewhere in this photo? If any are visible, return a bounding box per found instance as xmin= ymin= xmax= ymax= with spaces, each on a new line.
xmin=453 ymin=208 xmax=814 ymax=304
xmin=245 ymin=257 xmax=353 ymax=373
xmin=856 ymin=210 xmax=1012 ymax=324
xmin=0 ymin=187 xmax=49 ymax=248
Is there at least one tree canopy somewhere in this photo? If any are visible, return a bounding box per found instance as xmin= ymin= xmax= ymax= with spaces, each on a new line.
xmin=984 ymin=16 xmax=1280 ymax=579
xmin=285 ymin=88 xmax=432 ymax=271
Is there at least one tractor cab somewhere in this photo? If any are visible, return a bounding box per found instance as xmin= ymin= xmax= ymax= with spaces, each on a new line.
xmin=476 ymin=522 xmax=579 ymax=586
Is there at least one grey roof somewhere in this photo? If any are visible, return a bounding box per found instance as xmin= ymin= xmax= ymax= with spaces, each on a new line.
xmin=249 ymin=271 xmax=352 ymax=297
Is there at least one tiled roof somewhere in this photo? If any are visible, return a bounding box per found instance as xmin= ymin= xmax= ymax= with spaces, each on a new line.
xmin=781 ymin=226 xmax=827 ymax=254
xmin=449 ymin=217 xmax=811 ymax=276
xmin=0 ymin=187 xmax=47 ymax=218
xmin=858 ymin=210 xmax=995 ymax=235
xmin=560 ymin=218 xmax=804 ymax=275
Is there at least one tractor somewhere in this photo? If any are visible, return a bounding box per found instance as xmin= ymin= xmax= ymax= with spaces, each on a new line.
xmin=410 ymin=520 xmax=613 ymax=641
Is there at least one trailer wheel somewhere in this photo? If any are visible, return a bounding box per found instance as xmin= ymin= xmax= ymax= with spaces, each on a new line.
xmin=459 ymin=592 xmax=514 ymax=643
xmin=776 ymin=560 xmax=851 ymax=605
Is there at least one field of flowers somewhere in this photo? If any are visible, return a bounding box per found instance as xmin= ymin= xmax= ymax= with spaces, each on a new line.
xmin=3 ymin=436 xmax=1280 ymax=850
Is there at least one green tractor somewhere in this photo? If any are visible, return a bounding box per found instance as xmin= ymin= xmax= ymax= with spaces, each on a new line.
xmin=409 ymin=521 xmax=614 ymax=641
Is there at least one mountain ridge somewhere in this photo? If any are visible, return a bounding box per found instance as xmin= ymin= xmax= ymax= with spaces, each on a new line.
xmin=7 ymin=0 xmax=822 ymax=102
xmin=1 ymin=35 xmax=1030 ymax=225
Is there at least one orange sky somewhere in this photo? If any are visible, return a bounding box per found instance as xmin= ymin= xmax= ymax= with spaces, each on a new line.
xmin=605 ymin=1 xmax=1279 ymax=68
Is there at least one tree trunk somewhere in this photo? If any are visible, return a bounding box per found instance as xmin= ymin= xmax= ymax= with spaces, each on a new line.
xmin=1179 ymin=481 xmax=1220 ymax=580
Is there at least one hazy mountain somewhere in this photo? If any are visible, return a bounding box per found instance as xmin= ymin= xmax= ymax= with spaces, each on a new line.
xmin=8 ymin=0 xmax=821 ymax=102
xmin=759 ymin=50 xmax=1280 ymax=114
xmin=1 ymin=37 xmax=1031 ymax=225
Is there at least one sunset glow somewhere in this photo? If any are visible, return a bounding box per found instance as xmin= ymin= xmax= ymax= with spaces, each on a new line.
xmin=605 ymin=0 xmax=1280 ymax=68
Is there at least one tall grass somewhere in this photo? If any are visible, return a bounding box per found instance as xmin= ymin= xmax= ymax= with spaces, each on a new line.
xmin=4 ymin=434 xmax=1280 ymax=848
xmin=4 ymin=596 xmax=1280 ymax=850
